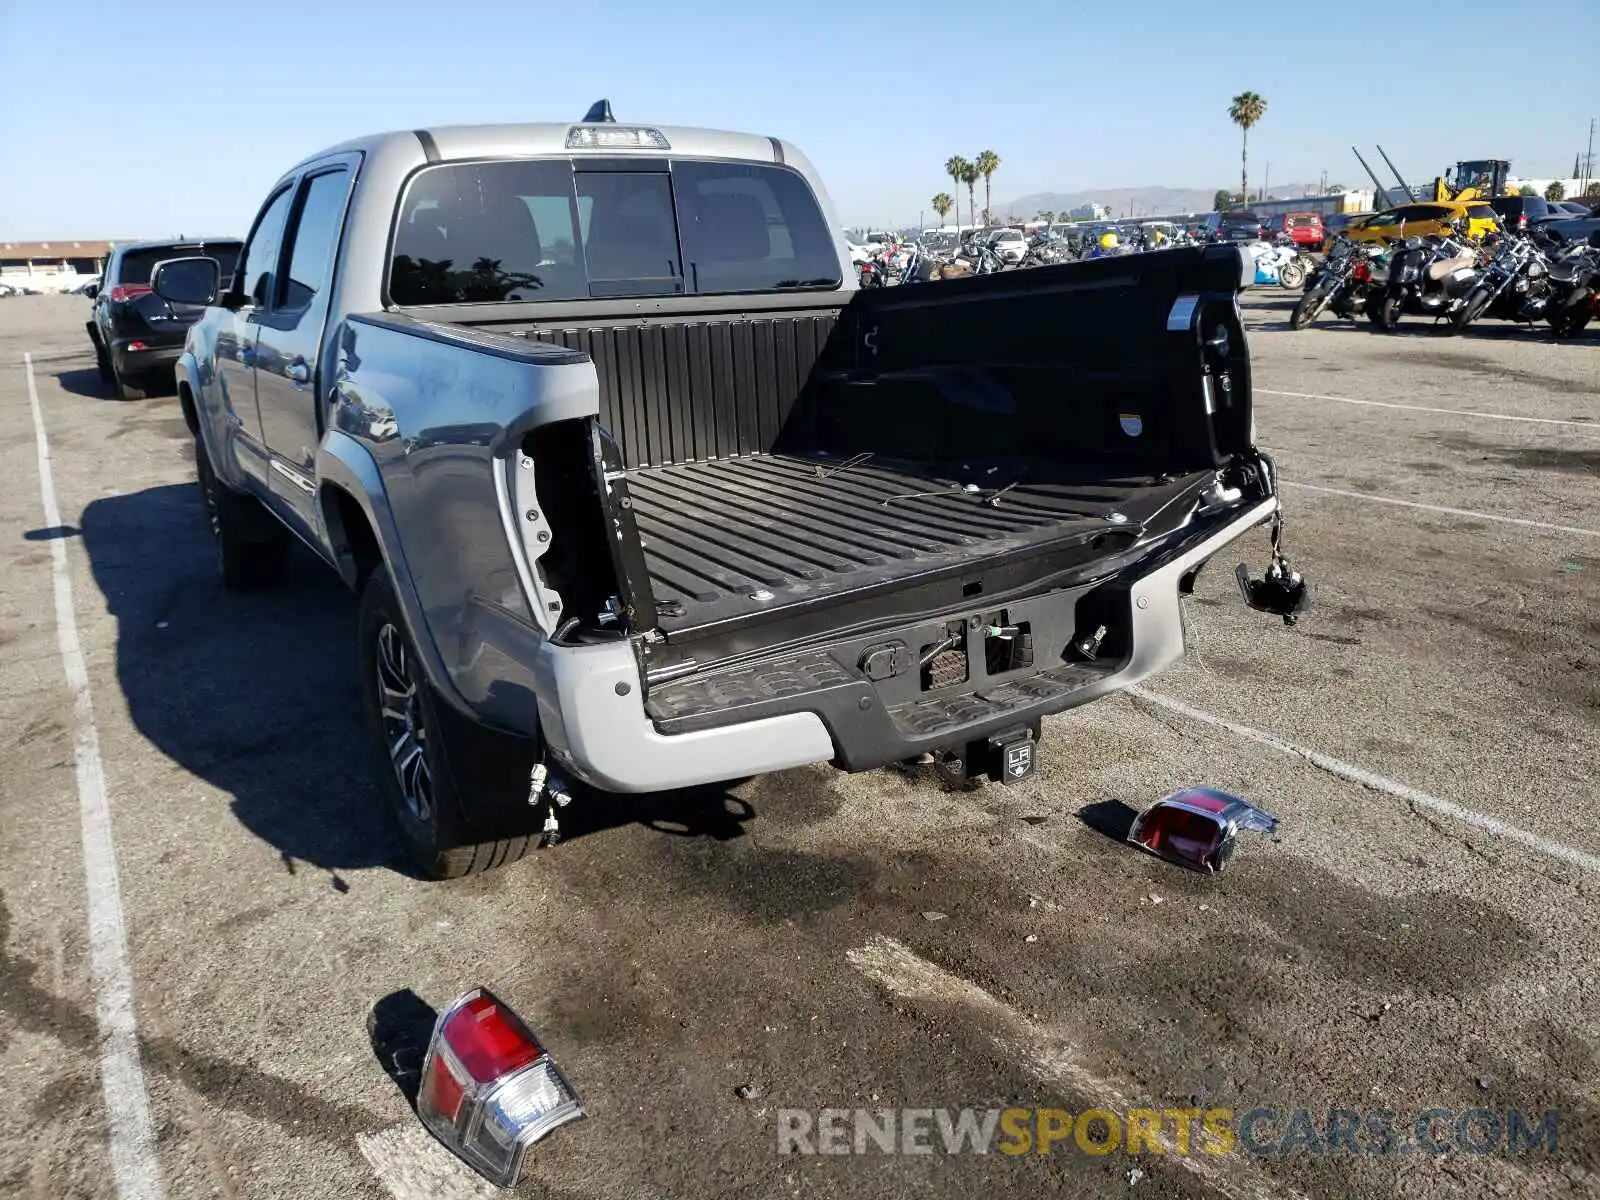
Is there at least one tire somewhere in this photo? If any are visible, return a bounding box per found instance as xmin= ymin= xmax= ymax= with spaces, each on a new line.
xmin=1373 ymin=294 xmax=1403 ymax=332
xmin=194 ymin=436 xmax=291 ymax=590
xmin=90 ymin=329 xmax=114 ymax=384
xmin=358 ymin=570 xmax=543 ymax=878
xmin=1289 ymin=286 xmax=1330 ymax=330
xmin=107 ymin=351 xmax=144 ymax=401
xmin=1449 ymin=288 xmax=1493 ymax=336
xmin=1279 ymin=260 xmax=1306 ymax=290
xmin=1549 ymin=289 xmax=1596 ymax=340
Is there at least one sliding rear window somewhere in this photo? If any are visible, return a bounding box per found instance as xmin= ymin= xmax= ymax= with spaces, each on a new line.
xmin=389 ymin=157 xmax=841 ymax=305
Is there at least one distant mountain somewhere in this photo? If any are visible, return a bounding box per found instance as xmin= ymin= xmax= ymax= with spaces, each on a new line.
xmin=998 ymin=183 xmax=1324 ymax=218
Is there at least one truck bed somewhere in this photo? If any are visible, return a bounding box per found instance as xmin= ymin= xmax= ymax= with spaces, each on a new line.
xmin=625 ymin=453 xmax=1206 ymax=636
xmin=447 ymin=245 xmax=1253 ymax=667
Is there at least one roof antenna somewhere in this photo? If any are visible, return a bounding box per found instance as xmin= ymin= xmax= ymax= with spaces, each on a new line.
xmin=582 ymin=99 xmax=615 ymax=124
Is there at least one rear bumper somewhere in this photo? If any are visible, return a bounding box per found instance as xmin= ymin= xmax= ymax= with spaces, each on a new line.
xmin=111 ymin=337 xmax=184 ymax=377
xmin=534 ymin=495 xmax=1279 ymax=793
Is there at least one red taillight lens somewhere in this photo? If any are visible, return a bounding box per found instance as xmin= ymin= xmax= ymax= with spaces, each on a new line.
xmin=416 ymin=988 xmax=583 ymax=1187
xmin=109 ymin=284 xmax=152 ymax=303
xmin=1517 ymin=214 xmax=1528 ymax=230
xmin=1353 ymin=261 xmax=1371 ymax=282
xmin=421 ymin=1052 xmax=468 ymax=1125
xmin=1127 ymin=788 xmax=1278 ymax=874
xmin=444 ymin=995 xmax=544 ymax=1080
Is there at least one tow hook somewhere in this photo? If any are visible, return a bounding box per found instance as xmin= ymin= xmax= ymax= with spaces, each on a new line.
xmin=1235 ymin=514 xmax=1310 ymax=626
xmin=528 ymin=762 xmax=573 ymax=845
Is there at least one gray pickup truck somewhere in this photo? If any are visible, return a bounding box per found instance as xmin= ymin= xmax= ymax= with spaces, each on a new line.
xmin=153 ymin=104 xmax=1306 ymax=877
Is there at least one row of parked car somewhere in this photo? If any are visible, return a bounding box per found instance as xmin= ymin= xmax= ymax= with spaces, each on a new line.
xmin=1205 ymin=194 xmax=1599 ymax=253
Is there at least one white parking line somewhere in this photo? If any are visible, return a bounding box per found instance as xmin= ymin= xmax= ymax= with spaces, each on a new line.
xmin=358 ymin=1125 xmax=499 ymax=1200
xmin=24 ymin=354 xmax=165 ymax=1199
xmin=1128 ymin=686 xmax=1600 ymax=878
xmin=1258 ymin=389 xmax=1600 ymax=433
xmin=1282 ymin=480 xmax=1600 ymax=539
xmin=847 ymin=935 xmax=1301 ymax=1200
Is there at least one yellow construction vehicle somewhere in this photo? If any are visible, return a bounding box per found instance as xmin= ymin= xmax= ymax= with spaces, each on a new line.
xmin=1434 ymin=159 xmax=1511 ymax=202
xmin=1353 ymin=148 xmax=1511 ymax=205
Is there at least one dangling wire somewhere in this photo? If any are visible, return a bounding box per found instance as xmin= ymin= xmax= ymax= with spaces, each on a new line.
xmin=814 ymin=451 xmax=874 ymax=480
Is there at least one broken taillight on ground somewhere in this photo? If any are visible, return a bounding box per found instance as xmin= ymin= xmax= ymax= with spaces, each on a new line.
xmin=1127 ymin=787 xmax=1277 ymax=874
xmin=417 ymin=988 xmax=583 ymax=1186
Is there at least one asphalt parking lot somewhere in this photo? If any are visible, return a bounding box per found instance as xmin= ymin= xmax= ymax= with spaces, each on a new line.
xmin=1 ymin=290 xmax=1596 ymax=1200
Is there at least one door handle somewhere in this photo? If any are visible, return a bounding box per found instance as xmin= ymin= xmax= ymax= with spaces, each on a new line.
xmin=287 ymin=361 xmax=311 ymax=386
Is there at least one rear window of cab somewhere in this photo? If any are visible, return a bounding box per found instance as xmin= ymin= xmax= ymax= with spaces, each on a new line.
xmin=388 ymin=158 xmax=842 ymax=305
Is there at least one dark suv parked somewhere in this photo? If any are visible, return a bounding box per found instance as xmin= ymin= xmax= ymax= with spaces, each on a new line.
xmin=87 ymin=239 xmax=241 ymax=398
xmin=1487 ymin=195 xmax=1556 ymax=232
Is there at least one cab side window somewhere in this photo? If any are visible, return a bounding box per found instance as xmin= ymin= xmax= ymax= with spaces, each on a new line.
xmin=237 ymin=187 xmax=295 ymax=307
xmin=278 ymin=169 xmax=351 ymax=314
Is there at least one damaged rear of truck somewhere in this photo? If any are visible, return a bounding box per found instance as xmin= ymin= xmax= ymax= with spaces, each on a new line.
xmin=165 ymin=116 xmax=1305 ymax=877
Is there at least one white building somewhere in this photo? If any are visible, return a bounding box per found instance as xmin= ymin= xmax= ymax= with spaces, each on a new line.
xmin=1505 ymin=178 xmax=1595 ymax=202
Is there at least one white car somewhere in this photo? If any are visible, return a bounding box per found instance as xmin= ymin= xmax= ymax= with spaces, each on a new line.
xmin=986 ymin=228 xmax=1028 ymax=263
xmin=845 ymin=241 xmax=871 ymax=265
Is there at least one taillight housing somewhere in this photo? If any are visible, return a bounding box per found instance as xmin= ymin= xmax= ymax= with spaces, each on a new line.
xmin=109 ymin=284 xmax=152 ymax=303
xmin=417 ymin=989 xmax=584 ymax=1186
xmin=1353 ymin=261 xmax=1371 ymax=282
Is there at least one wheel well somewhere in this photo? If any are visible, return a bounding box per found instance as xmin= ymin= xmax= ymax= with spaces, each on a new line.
xmin=322 ymin=486 xmax=382 ymax=590
xmin=177 ymin=382 xmax=200 ymax=435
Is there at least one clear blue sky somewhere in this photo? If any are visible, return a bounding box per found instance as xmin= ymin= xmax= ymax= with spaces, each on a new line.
xmin=1 ymin=0 xmax=1596 ymax=238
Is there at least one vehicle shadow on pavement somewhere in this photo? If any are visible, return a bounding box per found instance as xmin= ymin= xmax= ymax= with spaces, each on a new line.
xmin=78 ymin=483 xmax=756 ymax=883
xmin=55 ymin=366 xmax=111 ymax=399
xmin=79 ymin=482 xmax=409 ymax=879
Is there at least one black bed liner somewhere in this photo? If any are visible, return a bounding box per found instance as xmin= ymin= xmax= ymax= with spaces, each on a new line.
xmin=626 ymin=453 xmax=1209 ymax=635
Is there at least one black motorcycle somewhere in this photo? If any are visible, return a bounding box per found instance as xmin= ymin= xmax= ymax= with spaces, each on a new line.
xmin=1290 ymin=240 xmax=1387 ymax=329
xmin=1544 ymin=230 xmax=1600 ymax=339
xmin=1447 ymin=232 xmax=1557 ymax=335
xmin=1373 ymin=230 xmax=1481 ymax=332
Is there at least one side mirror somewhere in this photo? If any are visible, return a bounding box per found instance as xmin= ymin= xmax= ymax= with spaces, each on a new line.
xmin=83 ymin=283 xmax=99 ymax=300
xmin=151 ymin=256 xmax=221 ymax=307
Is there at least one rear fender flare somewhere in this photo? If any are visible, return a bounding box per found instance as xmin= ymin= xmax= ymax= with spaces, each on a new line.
xmin=315 ymin=431 xmax=478 ymax=724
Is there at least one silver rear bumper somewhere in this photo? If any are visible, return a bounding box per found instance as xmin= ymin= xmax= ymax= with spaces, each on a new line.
xmin=535 ymin=497 xmax=1279 ymax=793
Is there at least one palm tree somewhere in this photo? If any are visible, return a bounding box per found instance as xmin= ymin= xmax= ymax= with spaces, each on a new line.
xmin=1227 ymin=92 xmax=1267 ymax=204
xmin=976 ymin=150 xmax=1000 ymax=226
xmin=931 ymin=192 xmax=953 ymax=230
xmin=945 ymin=156 xmax=971 ymax=231
xmin=960 ymin=160 xmax=981 ymax=231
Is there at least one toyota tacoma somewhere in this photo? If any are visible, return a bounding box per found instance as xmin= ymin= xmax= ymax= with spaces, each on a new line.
xmin=153 ymin=103 xmax=1307 ymax=877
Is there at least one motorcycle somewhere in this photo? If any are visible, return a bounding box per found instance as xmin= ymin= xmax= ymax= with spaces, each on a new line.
xmin=1373 ymin=230 xmax=1481 ymax=332
xmin=1545 ymin=230 xmax=1600 ymax=339
xmin=1447 ymin=232 xmax=1556 ymax=335
xmin=1247 ymin=242 xmax=1298 ymax=285
xmin=1275 ymin=242 xmax=1318 ymax=290
xmin=1290 ymin=241 xmax=1388 ymax=329
xmin=857 ymin=243 xmax=906 ymax=289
